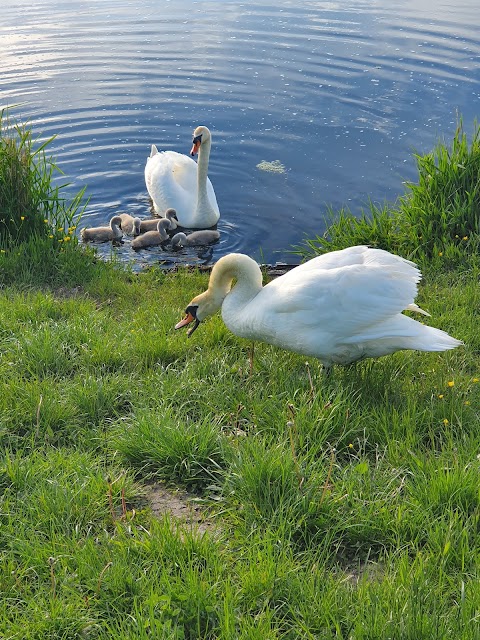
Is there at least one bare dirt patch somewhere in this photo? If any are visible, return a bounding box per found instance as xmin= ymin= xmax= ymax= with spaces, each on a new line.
xmin=147 ymin=482 xmax=216 ymax=536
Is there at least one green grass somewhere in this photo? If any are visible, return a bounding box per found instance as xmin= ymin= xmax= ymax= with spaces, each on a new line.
xmin=1 ymin=264 xmax=478 ymax=638
xmin=0 ymin=108 xmax=88 ymax=248
xmin=1 ymin=118 xmax=480 ymax=638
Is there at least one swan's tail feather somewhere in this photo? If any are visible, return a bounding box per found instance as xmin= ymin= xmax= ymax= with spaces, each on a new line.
xmin=407 ymin=325 xmax=463 ymax=352
xmin=405 ymin=303 xmax=430 ymax=317
xmin=150 ymin=144 xmax=158 ymax=157
xmin=346 ymin=316 xmax=463 ymax=356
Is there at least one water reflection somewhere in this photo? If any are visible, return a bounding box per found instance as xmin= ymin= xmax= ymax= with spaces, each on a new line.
xmin=1 ymin=0 xmax=480 ymax=265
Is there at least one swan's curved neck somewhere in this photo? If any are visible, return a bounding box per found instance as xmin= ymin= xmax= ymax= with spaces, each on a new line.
xmin=157 ymin=219 xmax=171 ymax=240
xmin=196 ymin=138 xmax=213 ymax=212
xmin=111 ymin=218 xmax=123 ymax=239
xmin=209 ymin=254 xmax=263 ymax=317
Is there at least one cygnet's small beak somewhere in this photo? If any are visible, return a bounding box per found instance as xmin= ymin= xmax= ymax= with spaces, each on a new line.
xmin=175 ymin=312 xmax=200 ymax=337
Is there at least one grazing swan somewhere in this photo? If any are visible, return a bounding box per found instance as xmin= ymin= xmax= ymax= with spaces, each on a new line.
xmin=145 ymin=125 xmax=220 ymax=229
xmin=175 ymin=247 xmax=462 ymax=368
xmin=171 ymin=230 xmax=220 ymax=248
xmin=139 ymin=208 xmax=178 ymax=233
xmin=118 ymin=213 xmax=142 ymax=236
xmin=131 ymin=218 xmax=171 ymax=250
xmin=80 ymin=216 xmax=123 ymax=243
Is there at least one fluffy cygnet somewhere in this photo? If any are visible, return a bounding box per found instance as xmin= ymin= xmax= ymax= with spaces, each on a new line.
xmin=80 ymin=216 xmax=123 ymax=242
xmin=171 ymin=230 xmax=220 ymax=248
xmin=139 ymin=208 xmax=178 ymax=233
xmin=131 ymin=218 xmax=172 ymax=250
xmin=118 ymin=213 xmax=142 ymax=236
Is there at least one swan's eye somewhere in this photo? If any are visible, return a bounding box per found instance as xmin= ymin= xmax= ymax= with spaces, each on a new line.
xmin=192 ymin=134 xmax=203 ymax=145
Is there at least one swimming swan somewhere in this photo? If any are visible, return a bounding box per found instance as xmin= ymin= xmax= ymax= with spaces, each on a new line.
xmin=138 ymin=208 xmax=178 ymax=233
xmin=171 ymin=230 xmax=220 ymax=248
xmin=118 ymin=213 xmax=142 ymax=236
xmin=80 ymin=216 xmax=123 ymax=243
xmin=144 ymin=125 xmax=220 ymax=229
xmin=175 ymin=247 xmax=462 ymax=367
xmin=131 ymin=218 xmax=171 ymax=250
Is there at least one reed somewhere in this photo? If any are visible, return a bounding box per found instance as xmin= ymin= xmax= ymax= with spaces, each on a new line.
xmin=400 ymin=119 xmax=480 ymax=259
xmin=0 ymin=107 xmax=87 ymax=247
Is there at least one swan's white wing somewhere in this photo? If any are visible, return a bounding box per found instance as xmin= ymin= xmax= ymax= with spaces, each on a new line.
xmin=280 ymin=246 xmax=418 ymax=279
xmin=145 ymin=151 xmax=198 ymax=216
xmin=260 ymin=246 xmax=423 ymax=335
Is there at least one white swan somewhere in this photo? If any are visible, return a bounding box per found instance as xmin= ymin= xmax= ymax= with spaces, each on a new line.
xmin=171 ymin=230 xmax=220 ymax=248
xmin=131 ymin=218 xmax=171 ymax=250
xmin=80 ymin=216 xmax=123 ymax=243
xmin=175 ymin=247 xmax=462 ymax=367
xmin=144 ymin=125 xmax=220 ymax=229
xmin=118 ymin=213 xmax=142 ymax=236
xmin=138 ymin=208 xmax=178 ymax=233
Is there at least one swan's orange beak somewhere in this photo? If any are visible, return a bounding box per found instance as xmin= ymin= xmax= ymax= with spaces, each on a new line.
xmin=175 ymin=312 xmax=200 ymax=337
xmin=175 ymin=312 xmax=194 ymax=329
xmin=190 ymin=139 xmax=201 ymax=156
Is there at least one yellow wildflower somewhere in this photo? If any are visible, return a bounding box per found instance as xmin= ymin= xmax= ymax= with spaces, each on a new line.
xmin=473 ymin=378 xmax=479 ymax=383
xmin=20 ymin=216 xmax=25 ymax=221
xmin=348 ymin=443 xmax=354 ymax=449
xmin=443 ymin=419 xmax=449 ymax=425
xmin=438 ymin=251 xmax=443 ymax=256
xmin=464 ymin=401 xmax=470 ymax=406
xmin=438 ymin=394 xmax=444 ymax=399
xmin=64 ymin=236 xmax=71 ymax=242
xmin=44 ymin=219 xmax=49 ymax=223
xmin=447 ymin=381 xmax=454 ymax=388
xmin=48 ymin=235 xmax=54 ymax=239
xmin=463 ymin=236 xmax=468 ymax=241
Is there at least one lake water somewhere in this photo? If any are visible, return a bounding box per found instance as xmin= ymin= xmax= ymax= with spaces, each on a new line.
xmin=2 ymin=0 xmax=479 ymax=268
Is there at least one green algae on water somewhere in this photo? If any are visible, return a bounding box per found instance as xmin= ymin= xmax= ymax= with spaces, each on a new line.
xmin=256 ymin=159 xmax=286 ymax=173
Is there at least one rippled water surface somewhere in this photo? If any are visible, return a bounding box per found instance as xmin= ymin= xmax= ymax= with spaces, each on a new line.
xmin=2 ymin=0 xmax=479 ymax=266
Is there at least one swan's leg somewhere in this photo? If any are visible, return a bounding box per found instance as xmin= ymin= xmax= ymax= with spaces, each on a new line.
xmin=249 ymin=342 xmax=255 ymax=377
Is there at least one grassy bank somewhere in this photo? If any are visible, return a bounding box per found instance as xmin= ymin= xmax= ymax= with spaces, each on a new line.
xmin=0 ymin=115 xmax=479 ymax=638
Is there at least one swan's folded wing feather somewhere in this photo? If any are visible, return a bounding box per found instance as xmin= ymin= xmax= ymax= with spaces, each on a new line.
xmin=279 ymin=246 xmax=419 ymax=281
xmin=262 ymin=260 xmax=423 ymax=335
xmin=146 ymin=151 xmax=197 ymax=191
xmin=145 ymin=151 xmax=197 ymax=214
xmin=145 ymin=150 xmax=219 ymax=219
xmin=167 ymin=153 xmax=199 ymax=191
